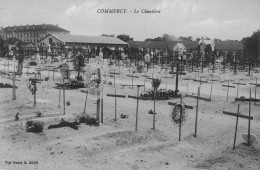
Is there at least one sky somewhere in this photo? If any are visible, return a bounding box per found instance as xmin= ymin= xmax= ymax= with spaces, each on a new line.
xmin=0 ymin=0 xmax=259 ymax=41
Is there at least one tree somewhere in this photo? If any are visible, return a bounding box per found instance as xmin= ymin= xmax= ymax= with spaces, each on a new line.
xmin=116 ymin=34 xmax=133 ymax=42
xmin=101 ymin=34 xmax=114 ymax=37
xmin=242 ymin=30 xmax=259 ymax=56
xmin=179 ymin=36 xmax=193 ymax=41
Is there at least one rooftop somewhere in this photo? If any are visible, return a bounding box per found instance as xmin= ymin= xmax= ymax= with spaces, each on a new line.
xmin=127 ymin=41 xmax=182 ymax=50
xmin=42 ymin=33 xmax=128 ymax=45
xmin=2 ymin=24 xmax=70 ymax=33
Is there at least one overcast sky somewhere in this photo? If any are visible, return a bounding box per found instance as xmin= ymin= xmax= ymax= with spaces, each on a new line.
xmin=0 ymin=0 xmax=259 ymax=41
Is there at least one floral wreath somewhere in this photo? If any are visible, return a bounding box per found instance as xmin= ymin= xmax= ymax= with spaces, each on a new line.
xmin=84 ymin=56 xmax=110 ymax=97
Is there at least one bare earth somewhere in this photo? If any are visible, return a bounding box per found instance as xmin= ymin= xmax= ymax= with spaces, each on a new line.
xmin=0 ymin=59 xmax=260 ymax=170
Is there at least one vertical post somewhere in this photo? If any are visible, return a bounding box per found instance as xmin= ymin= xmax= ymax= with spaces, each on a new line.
xmin=175 ymin=64 xmax=179 ymax=96
xmin=194 ymin=87 xmax=200 ymax=137
xmin=233 ymin=104 xmax=240 ymax=150
xmin=83 ymin=90 xmax=88 ymax=114
xmin=179 ymin=95 xmax=183 ymax=141
xmin=226 ymin=80 xmax=230 ymax=102
xmin=131 ymin=72 xmax=134 ymax=89
xmin=255 ymin=78 xmax=257 ymax=105
xmin=135 ymin=86 xmax=140 ymax=131
xmin=199 ymin=77 xmax=202 ymax=90
xmin=143 ymin=72 xmax=146 ymax=92
xmin=33 ymin=82 xmax=36 ymax=108
xmin=236 ymin=81 xmax=240 ymax=98
xmin=210 ymin=75 xmax=213 ymax=99
xmin=165 ymin=69 xmax=168 ymax=90
xmin=53 ymin=70 xmax=55 ymax=81
xmin=186 ymin=80 xmax=189 ymax=94
xmin=113 ymin=69 xmax=116 ymax=88
xmin=101 ymin=94 xmax=103 ymax=124
xmin=115 ymin=88 xmax=117 ymax=121
xmin=248 ymin=89 xmax=251 ymax=146
xmin=58 ymin=80 xmax=61 ymax=108
xmin=63 ymin=79 xmax=65 ymax=114
xmin=153 ymin=87 xmax=156 ymax=130
xmin=12 ymin=67 xmax=16 ymax=101
xmin=7 ymin=61 xmax=9 ymax=74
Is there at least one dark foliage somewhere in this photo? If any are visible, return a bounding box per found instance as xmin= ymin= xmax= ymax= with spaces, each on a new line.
xmin=140 ymin=89 xmax=177 ymax=99
xmin=26 ymin=121 xmax=44 ymax=133
xmin=48 ymin=120 xmax=79 ymax=130
xmin=0 ymin=83 xmax=17 ymax=88
xmin=28 ymin=61 xmax=37 ymax=66
xmin=69 ymin=80 xmax=85 ymax=89
xmin=152 ymin=78 xmax=161 ymax=89
xmin=78 ymin=115 xmax=99 ymax=126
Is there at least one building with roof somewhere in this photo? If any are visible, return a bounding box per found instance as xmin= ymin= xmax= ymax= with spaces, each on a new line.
xmin=214 ymin=41 xmax=243 ymax=53
xmin=37 ymin=33 xmax=128 ymax=49
xmin=0 ymin=24 xmax=70 ymax=45
xmin=127 ymin=41 xmax=185 ymax=51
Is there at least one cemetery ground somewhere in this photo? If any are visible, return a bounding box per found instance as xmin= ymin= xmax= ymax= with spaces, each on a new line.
xmin=0 ymin=58 xmax=260 ymax=170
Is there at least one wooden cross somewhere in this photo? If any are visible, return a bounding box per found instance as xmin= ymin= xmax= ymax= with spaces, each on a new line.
xmin=110 ymin=69 xmax=120 ymax=88
xmin=128 ymin=85 xmax=144 ymax=131
xmin=2 ymin=63 xmax=8 ymax=77
xmin=222 ymin=80 xmax=236 ymax=101
xmin=194 ymin=76 xmax=208 ymax=91
xmin=45 ymin=65 xmax=53 ymax=79
xmin=29 ymin=74 xmax=42 ymax=107
xmin=192 ymin=59 xmax=204 ymax=73
xmin=7 ymin=67 xmax=20 ymax=100
xmin=182 ymin=77 xmax=195 ymax=94
xmin=23 ymin=66 xmax=30 ymax=75
xmin=206 ymin=75 xmax=219 ymax=99
xmin=233 ymin=89 xmax=256 ymax=146
xmin=185 ymin=87 xmax=211 ymax=137
xmin=126 ymin=73 xmax=139 ymax=89
xmin=80 ymin=89 xmax=88 ymax=114
xmin=232 ymin=59 xmax=240 ymax=75
xmin=168 ymin=95 xmax=194 ymax=141
xmin=223 ymin=104 xmax=253 ymax=149
xmin=161 ymin=68 xmax=172 ymax=89
xmin=191 ymin=69 xmax=200 ymax=80
xmin=107 ymin=89 xmax=126 ymax=121
xmin=169 ymin=63 xmax=186 ymax=96
xmin=244 ymin=61 xmax=252 ymax=76
xmin=249 ymin=78 xmax=260 ymax=105
xmin=49 ymin=68 xmax=58 ymax=81
xmin=232 ymin=80 xmax=246 ymax=98
xmin=141 ymin=72 xmax=150 ymax=91
xmin=35 ymin=68 xmax=44 ymax=80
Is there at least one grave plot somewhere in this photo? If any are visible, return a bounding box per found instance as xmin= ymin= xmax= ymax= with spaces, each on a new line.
xmin=224 ymin=89 xmax=258 ymax=149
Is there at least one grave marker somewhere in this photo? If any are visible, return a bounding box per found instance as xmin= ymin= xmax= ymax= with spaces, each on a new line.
xmin=169 ymin=63 xmax=186 ymax=96
xmin=29 ymin=73 xmax=43 ymax=107
xmin=80 ymin=89 xmax=88 ymax=114
xmin=141 ymin=72 xmax=150 ymax=91
xmin=206 ymin=75 xmax=219 ymax=99
xmin=222 ymin=80 xmax=235 ymax=101
xmin=232 ymin=81 xmax=246 ymax=98
xmin=223 ymin=104 xmax=253 ymax=149
xmin=233 ymin=89 xmax=256 ymax=146
xmin=126 ymin=73 xmax=139 ymax=89
xmin=249 ymin=78 xmax=260 ymax=105
xmin=110 ymin=69 xmax=120 ymax=88
xmin=168 ymin=95 xmax=194 ymax=141
xmin=128 ymin=85 xmax=144 ymax=131
xmin=7 ymin=67 xmax=20 ymax=100
xmin=107 ymin=89 xmax=126 ymax=121
xmin=185 ymin=87 xmax=211 ymax=137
